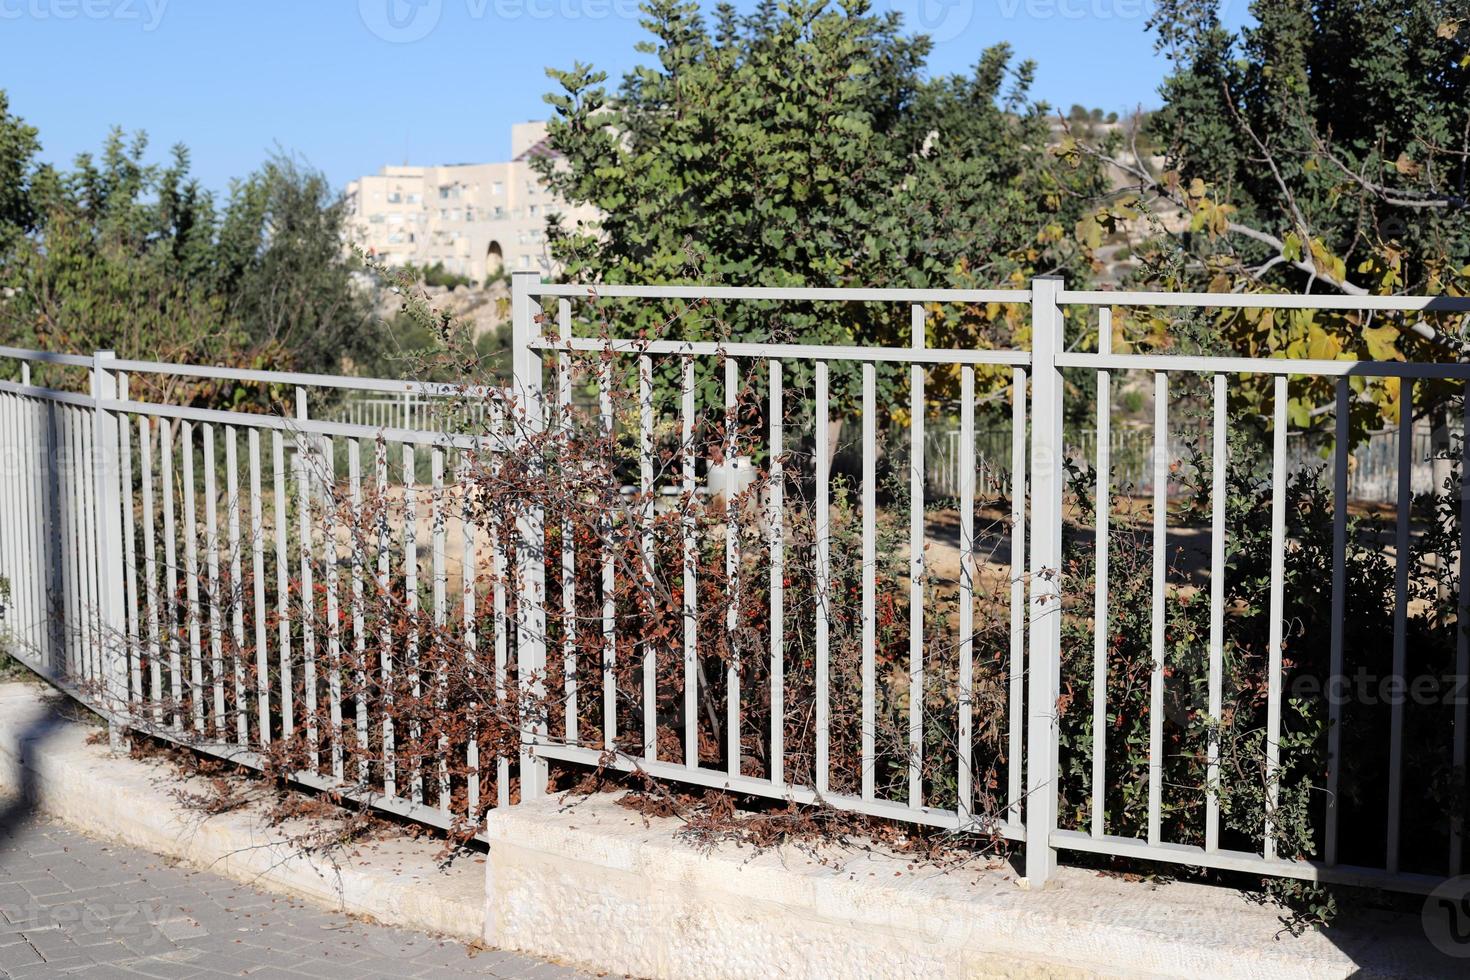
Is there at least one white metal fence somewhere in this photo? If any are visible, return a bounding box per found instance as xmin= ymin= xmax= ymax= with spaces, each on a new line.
xmin=2 ymin=275 xmax=1468 ymax=898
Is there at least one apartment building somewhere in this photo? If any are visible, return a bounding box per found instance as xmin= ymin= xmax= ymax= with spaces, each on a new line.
xmin=344 ymin=122 xmax=593 ymax=282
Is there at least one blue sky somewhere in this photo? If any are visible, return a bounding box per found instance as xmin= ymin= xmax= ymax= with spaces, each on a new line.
xmin=0 ymin=0 xmax=1248 ymax=195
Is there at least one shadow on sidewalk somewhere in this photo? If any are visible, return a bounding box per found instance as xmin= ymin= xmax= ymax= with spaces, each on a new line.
xmin=0 ymin=689 xmax=70 ymax=847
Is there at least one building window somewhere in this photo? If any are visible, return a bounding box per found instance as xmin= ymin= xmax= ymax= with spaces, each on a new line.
xmin=387 ymin=192 xmax=401 ymax=204
xmin=492 ymin=181 xmax=503 ymax=195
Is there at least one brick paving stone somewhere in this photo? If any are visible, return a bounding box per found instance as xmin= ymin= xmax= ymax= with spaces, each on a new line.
xmin=0 ymin=815 xmax=598 ymax=979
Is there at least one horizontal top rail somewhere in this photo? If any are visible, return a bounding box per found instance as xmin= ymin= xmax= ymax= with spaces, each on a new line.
xmin=529 ymin=282 xmax=1033 ymax=304
xmin=529 ymin=336 xmax=1031 ymax=366
xmin=1 ymin=344 xmax=509 ymax=398
xmin=1056 ymin=351 xmax=1470 ymax=378
xmin=0 ymin=377 xmax=508 ymax=449
xmin=0 ymin=378 xmax=96 ymax=408
xmin=1058 ymin=289 xmax=1470 ymax=313
xmin=107 ymin=356 xmax=507 ymax=399
xmin=102 ymin=397 xmax=507 ymax=451
xmin=0 ymin=345 xmax=95 ymax=367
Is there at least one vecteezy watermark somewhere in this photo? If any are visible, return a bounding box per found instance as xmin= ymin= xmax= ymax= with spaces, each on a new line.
xmin=0 ymin=0 xmax=167 ymax=30
xmin=358 ymin=0 xmax=440 ymax=43
xmin=358 ymin=0 xmax=640 ymax=42
xmin=1423 ymin=876 xmax=1470 ymax=958
xmin=886 ymin=0 xmax=974 ymax=43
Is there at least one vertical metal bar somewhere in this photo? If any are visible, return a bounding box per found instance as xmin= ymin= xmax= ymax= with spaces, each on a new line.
xmin=376 ymin=439 xmax=394 ymax=797
xmin=908 ymin=305 xmax=925 ymax=808
xmin=14 ymin=389 xmax=31 ymax=654
xmin=1325 ymin=378 xmax=1349 ymax=866
xmin=203 ymin=424 xmax=226 ymax=735
xmin=1025 ymin=276 xmax=1065 ymax=886
xmin=162 ymin=420 xmax=183 ymax=729
xmin=182 ymin=422 xmax=205 ymax=733
xmin=681 ymin=355 xmax=696 ymax=766
xmin=492 ymin=416 xmax=510 ymax=806
xmin=460 ymin=449 xmax=480 ymax=817
xmin=3 ymin=390 xmax=17 ymax=650
xmin=511 ymin=270 xmax=549 ymax=800
xmin=724 ymin=357 xmax=740 ymax=777
xmin=296 ymin=444 xmax=318 ymax=771
xmin=1264 ymin=374 xmax=1289 ymax=861
xmin=61 ymin=404 xmax=77 ymax=676
xmin=815 ymin=360 xmax=831 ymax=796
xmin=19 ymin=374 xmax=37 ymax=659
xmin=226 ymin=427 xmax=248 ymax=746
xmin=1206 ymin=373 xmax=1227 ymax=853
xmin=1454 ymin=384 xmax=1470 ymax=875
xmin=1386 ymin=377 xmax=1412 ymax=873
xmin=15 ymin=387 xmax=29 ymax=656
xmin=79 ymin=398 xmax=99 ymax=683
xmin=403 ymin=443 xmax=421 ymax=803
xmin=1091 ymin=311 xmax=1112 ymax=839
xmin=249 ymin=428 xmax=270 ymax=745
xmin=10 ymin=389 xmax=28 ymax=653
xmin=272 ymin=431 xmax=293 ymax=739
xmin=639 ymin=353 xmax=656 ymax=761
xmin=350 ymin=440 xmax=367 ymax=784
xmin=295 ymin=388 xmax=318 ymax=769
xmin=322 ymin=436 xmax=342 ymax=781
xmin=119 ymin=373 xmax=141 ymax=709
xmin=56 ymin=404 xmax=70 ymax=674
xmin=432 ymin=447 xmax=449 ymax=811
xmin=600 ymin=359 xmax=617 ymax=751
xmin=1008 ymin=367 xmax=1027 ymax=826
xmin=141 ymin=419 xmax=163 ymax=724
xmin=1148 ymin=372 xmax=1168 ymax=847
xmin=768 ymin=359 xmax=784 ymax=785
xmin=958 ymin=364 xmax=975 ymax=821
xmin=29 ymin=379 xmax=47 ymax=659
xmin=3 ymin=390 xmax=15 ymax=647
xmin=861 ymin=361 xmax=877 ymax=802
xmin=46 ymin=393 xmax=66 ymax=673
xmin=81 ymin=403 xmax=97 ymax=680
xmin=0 ymin=392 xmax=13 ymax=655
xmin=177 ymin=420 xmax=205 ymax=728
xmin=560 ymin=300 xmax=578 ymax=749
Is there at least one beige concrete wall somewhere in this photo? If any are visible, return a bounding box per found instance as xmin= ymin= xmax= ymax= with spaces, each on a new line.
xmin=484 ymin=795 xmax=1452 ymax=979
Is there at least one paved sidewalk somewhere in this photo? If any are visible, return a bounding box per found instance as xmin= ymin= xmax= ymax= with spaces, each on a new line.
xmin=0 ymin=813 xmax=588 ymax=979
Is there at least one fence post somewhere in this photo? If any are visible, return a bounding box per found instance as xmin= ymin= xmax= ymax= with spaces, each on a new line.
xmin=1024 ymin=277 xmax=1065 ymax=887
xmin=91 ymin=351 xmax=129 ymax=750
xmin=511 ymin=271 xmax=549 ymax=801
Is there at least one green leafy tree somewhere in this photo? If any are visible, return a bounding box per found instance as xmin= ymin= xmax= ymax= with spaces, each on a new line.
xmin=0 ymin=92 xmax=43 ymax=258
xmin=1067 ymin=0 xmax=1470 ymax=434
xmin=534 ymin=0 xmax=1108 ymax=410
xmin=0 ymin=99 xmax=374 ymax=402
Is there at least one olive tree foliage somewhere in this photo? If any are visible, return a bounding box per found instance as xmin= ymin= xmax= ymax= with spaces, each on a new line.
xmin=0 ymin=92 xmax=374 ymax=403
xmin=532 ymin=0 xmax=1109 ymax=408
xmin=1063 ymin=0 xmax=1470 ymax=435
